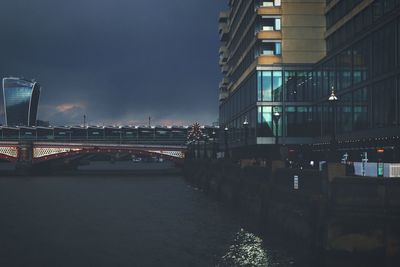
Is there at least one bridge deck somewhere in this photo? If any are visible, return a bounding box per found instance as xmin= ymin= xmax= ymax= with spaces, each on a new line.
xmin=0 ymin=141 xmax=188 ymax=163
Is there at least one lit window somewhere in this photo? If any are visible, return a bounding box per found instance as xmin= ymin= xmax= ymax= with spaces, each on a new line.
xmin=262 ymin=1 xmax=274 ymax=7
xmin=260 ymin=17 xmax=281 ymax=31
xmin=275 ymin=43 xmax=282 ymax=55
xmin=275 ymin=18 xmax=281 ymax=30
xmin=261 ymin=42 xmax=282 ymax=56
xmin=263 ymin=25 xmax=274 ymax=31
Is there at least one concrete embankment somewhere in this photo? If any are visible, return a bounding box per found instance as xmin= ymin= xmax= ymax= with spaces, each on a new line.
xmin=183 ymin=160 xmax=400 ymax=261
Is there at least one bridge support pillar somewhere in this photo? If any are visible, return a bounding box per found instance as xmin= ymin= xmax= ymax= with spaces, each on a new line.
xmin=16 ymin=141 xmax=34 ymax=174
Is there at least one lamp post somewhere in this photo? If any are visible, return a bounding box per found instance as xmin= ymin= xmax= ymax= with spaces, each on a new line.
xmin=243 ymin=117 xmax=249 ymax=146
xmin=196 ymin=137 xmax=200 ymax=159
xmin=224 ymin=127 xmax=229 ymax=159
xmin=119 ymin=126 xmax=123 ymax=145
xmin=212 ymin=130 xmax=217 ymax=159
xmin=68 ymin=129 xmax=71 ymax=142
xmin=243 ymin=118 xmax=249 ymax=159
xmin=328 ymin=87 xmax=338 ymax=161
xmin=272 ymin=109 xmax=281 ymax=145
xmin=203 ymin=134 xmax=209 ymax=159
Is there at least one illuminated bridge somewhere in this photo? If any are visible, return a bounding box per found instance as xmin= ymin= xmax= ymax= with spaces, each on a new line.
xmin=0 ymin=125 xmax=218 ymax=170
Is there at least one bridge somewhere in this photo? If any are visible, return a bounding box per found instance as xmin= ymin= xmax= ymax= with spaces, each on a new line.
xmin=0 ymin=125 xmax=219 ymax=171
xmin=0 ymin=141 xmax=186 ymax=163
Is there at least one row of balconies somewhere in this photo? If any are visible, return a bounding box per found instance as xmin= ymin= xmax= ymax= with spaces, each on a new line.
xmin=219 ymin=18 xmax=282 ymax=66
xmin=218 ymin=0 xmax=283 ymax=101
xmin=251 ymin=3 xmax=282 ymax=63
xmin=219 ymin=1 xmax=282 ymax=42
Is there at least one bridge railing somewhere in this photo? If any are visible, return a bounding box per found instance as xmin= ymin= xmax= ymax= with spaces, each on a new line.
xmin=0 ymin=126 xmax=219 ymax=145
xmin=0 ymin=137 xmax=188 ymax=146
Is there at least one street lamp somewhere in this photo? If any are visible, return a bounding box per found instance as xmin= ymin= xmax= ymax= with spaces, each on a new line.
xmin=243 ymin=117 xmax=249 ymax=146
xmin=196 ymin=136 xmax=200 ymax=159
xmin=328 ymin=87 xmax=339 ymax=160
xmin=211 ymin=130 xmax=217 ymax=159
xmin=272 ymin=109 xmax=281 ymax=145
xmin=203 ymin=134 xmax=209 ymax=159
xmin=119 ymin=126 xmax=123 ymax=145
xmin=224 ymin=127 xmax=229 ymax=159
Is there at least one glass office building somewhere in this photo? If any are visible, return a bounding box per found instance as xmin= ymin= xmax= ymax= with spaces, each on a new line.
xmin=2 ymin=77 xmax=41 ymax=126
xmin=316 ymin=0 xmax=400 ymax=138
xmin=219 ymin=0 xmax=400 ymax=160
xmin=218 ymin=0 xmax=326 ymax=152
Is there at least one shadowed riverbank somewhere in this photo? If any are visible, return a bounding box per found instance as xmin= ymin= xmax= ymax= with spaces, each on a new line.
xmin=183 ymin=160 xmax=400 ymax=267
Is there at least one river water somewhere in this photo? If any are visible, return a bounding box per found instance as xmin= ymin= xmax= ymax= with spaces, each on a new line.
xmin=0 ymin=170 xmax=388 ymax=267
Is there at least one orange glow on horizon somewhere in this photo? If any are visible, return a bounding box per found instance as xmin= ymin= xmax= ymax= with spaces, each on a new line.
xmin=56 ymin=103 xmax=85 ymax=113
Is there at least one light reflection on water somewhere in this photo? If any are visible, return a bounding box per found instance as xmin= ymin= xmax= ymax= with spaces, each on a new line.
xmin=218 ymin=229 xmax=268 ymax=266
xmin=217 ymin=229 xmax=295 ymax=267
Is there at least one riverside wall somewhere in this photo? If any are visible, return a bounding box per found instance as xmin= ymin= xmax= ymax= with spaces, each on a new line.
xmin=183 ymin=160 xmax=400 ymax=260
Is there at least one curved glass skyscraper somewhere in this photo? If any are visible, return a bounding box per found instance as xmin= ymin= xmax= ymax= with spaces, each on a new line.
xmin=2 ymin=77 xmax=41 ymax=126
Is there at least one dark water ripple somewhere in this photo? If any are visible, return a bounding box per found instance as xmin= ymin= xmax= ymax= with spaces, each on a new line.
xmin=0 ymin=174 xmax=388 ymax=267
xmin=0 ymin=174 xmax=301 ymax=267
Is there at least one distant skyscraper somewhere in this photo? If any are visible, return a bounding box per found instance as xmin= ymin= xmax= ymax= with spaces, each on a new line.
xmin=2 ymin=77 xmax=41 ymax=126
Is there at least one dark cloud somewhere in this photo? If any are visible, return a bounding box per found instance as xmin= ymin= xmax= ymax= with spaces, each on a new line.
xmin=0 ymin=0 xmax=226 ymax=126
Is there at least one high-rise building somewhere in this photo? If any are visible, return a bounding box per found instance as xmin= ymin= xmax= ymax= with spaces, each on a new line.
xmin=219 ymin=0 xmax=400 ymax=161
xmin=2 ymin=77 xmax=41 ymax=127
xmin=219 ymin=0 xmax=326 ymax=149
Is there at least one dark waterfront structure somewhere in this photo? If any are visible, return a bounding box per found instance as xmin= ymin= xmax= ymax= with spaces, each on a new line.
xmin=218 ymin=0 xmax=400 ymax=162
xmin=2 ymin=77 xmax=41 ymax=127
xmin=184 ymin=160 xmax=400 ymax=264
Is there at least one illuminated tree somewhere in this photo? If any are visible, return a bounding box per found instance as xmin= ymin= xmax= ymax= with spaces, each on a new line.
xmin=187 ymin=122 xmax=202 ymax=141
xmin=187 ymin=122 xmax=203 ymax=159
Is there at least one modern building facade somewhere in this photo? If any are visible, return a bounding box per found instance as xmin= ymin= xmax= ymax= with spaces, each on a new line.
xmin=219 ymin=0 xmax=326 ymax=147
xmin=2 ymin=77 xmax=41 ymax=127
xmin=315 ymin=0 xmax=400 ymax=142
xmin=218 ymin=0 xmax=400 ymax=161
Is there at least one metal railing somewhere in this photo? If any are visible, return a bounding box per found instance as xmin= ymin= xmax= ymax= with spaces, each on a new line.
xmin=0 ymin=136 xmax=188 ymax=146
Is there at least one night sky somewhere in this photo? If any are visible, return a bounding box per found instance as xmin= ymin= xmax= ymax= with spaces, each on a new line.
xmin=0 ymin=0 xmax=226 ymax=126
